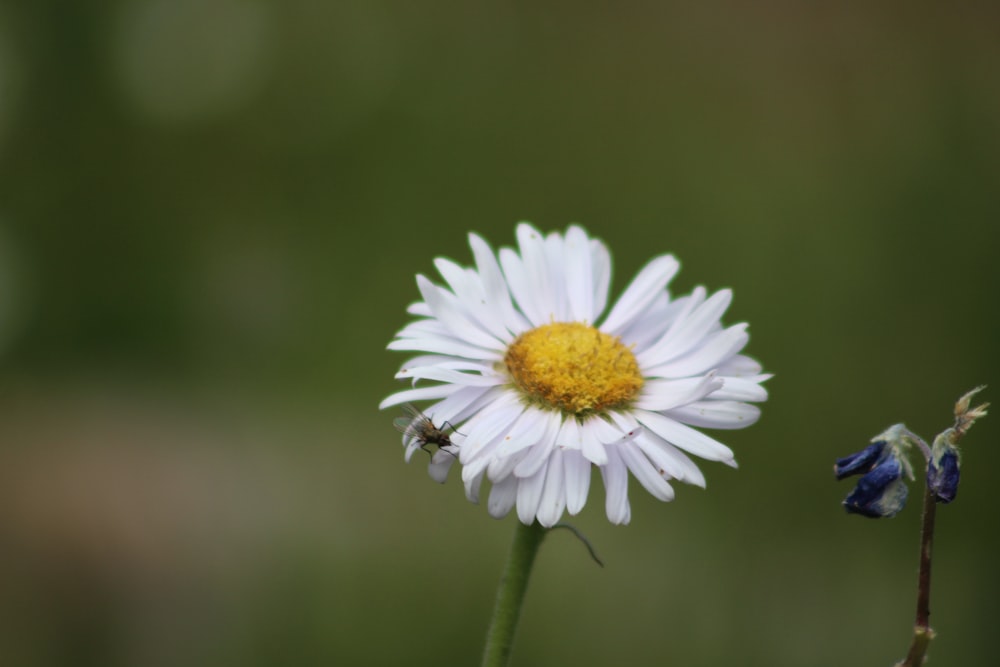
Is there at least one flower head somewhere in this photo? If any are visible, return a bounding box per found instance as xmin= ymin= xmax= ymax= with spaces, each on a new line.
xmin=380 ymin=223 xmax=770 ymax=526
xmin=843 ymin=455 xmax=909 ymax=518
xmin=925 ymin=386 xmax=988 ymax=504
xmin=835 ymin=425 xmax=914 ymax=518
xmin=927 ymin=435 xmax=960 ymax=504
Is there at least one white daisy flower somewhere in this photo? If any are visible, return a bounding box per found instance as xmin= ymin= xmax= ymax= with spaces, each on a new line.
xmin=380 ymin=223 xmax=769 ymax=527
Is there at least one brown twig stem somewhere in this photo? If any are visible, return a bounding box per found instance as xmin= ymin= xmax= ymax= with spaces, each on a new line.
xmin=896 ymin=478 xmax=938 ymax=666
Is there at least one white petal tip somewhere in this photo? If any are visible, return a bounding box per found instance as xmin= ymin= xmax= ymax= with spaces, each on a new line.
xmin=427 ymin=446 xmax=459 ymax=478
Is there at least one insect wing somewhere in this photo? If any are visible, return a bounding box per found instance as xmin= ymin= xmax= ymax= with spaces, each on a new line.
xmin=394 ymin=403 xmax=432 ymax=444
xmin=393 ymin=415 xmax=415 ymax=434
xmin=393 ymin=403 xmax=420 ymax=430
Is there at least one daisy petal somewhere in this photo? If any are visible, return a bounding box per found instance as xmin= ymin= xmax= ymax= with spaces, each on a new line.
xmin=514 ymin=422 xmax=557 ymax=478
xmin=469 ymin=233 xmax=528 ymax=336
xmin=600 ymin=255 xmax=680 ymax=334
xmin=634 ymin=409 xmax=736 ymax=465
xmin=590 ymin=239 xmax=612 ymax=321
xmin=424 ymin=386 xmax=499 ymax=428
xmin=619 ymin=441 xmax=675 ymax=501
xmin=495 ymin=408 xmax=553 ymax=458
xmin=516 ymin=223 xmax=557 ymax=319
xmin=397 ymin=355 xmax=473 ymax=373
xmin=579 ymin=421 xmax=609 ymax=465
xmin=644 ymin=324 xmax=749 ymax=379
xmin=488 ymin=447 xmax=529 ymax=482
xmin=543 ymin=231 xmax=569 ymax=321
xmin=392 ymin=317 xmax=452 ymax=340
xmin=458 ymin=395 xmax=524 ymax=462
xmin=666 ymin=400 xmax=762 ymax=430
xmin=588 ymin=417 xmax=628 ymax=445
xmin=464 ymin=469 xmax=485 ymax=504
xmin=640 ymin=287 xmax=729 ymax=367
xmin=633 ymin=433 xmax=707 ymax=487
xmin=607 ymin=411 xmax=643 ymax=442
xmin=387 ymin=336 xmax=502 ymax=362
xmin=711 ymin=375 xmax=771 ymax=402
xmin=716 ymin=353 xmax=763 ymax=377
xmin=434 ymin=257 xmax=511 ymax=342
xmin=394 ymin=365 xmax=503 ymax=387
xmin=487 ymin=475 xmax=518 ymax=518
xmin=635 ymin=373 xmax=724 ymax=412
xmin=618 ymin=292 xmax=671 ymax=353
xmin=556 ymin=417 xmax=582 ymax=451
xmin=417 ymin=275 xmax=505 ymax=350
xmin=428 ymin=447 xmax=460 ymax=483
xmin=600 ymin=446 xmax=630 ymax=525
xmin=379 ymin=384 xmax=461 ymax=410
xmin=499 ymin=247 xmax=544 ymax=327
xmin=406 ymin=302 xmax=432 ymax=317
xmin=516 ymin=464 xmax=547 ymax=524
xmin=664 ymin=289 xmax=733 ymax=356
xmin=404 ymin=441 xmax=422 ymax=463
xmin=564 ymin=225 xmax=595 ymax=322
xmin=461 ymin=440 xmax=497 ymax=485
xmin=537 ymin=448 xmax=567 ymax=527
xmin=563 ymin=449 xmax=591 ymax=515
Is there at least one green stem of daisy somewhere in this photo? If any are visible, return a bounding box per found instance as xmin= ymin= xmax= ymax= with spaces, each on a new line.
xmin=481 ymin=521 xmax=548 ymax=667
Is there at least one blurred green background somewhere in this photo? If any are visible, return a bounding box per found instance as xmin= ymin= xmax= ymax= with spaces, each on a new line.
xmin=0 ymin=1 xmax=998 ymax=666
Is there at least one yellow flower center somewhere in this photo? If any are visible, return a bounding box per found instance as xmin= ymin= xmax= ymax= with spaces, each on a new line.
xmin=504 ymin=322 xmax=644 ymax=416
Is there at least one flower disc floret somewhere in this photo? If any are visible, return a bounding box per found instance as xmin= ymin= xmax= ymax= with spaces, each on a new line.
xmin=504 ymin=322 xmax=643 ymax=416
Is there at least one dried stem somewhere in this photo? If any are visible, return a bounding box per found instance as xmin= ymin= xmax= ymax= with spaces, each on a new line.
xmin=896 ymin=482 xmax=938 ymax=667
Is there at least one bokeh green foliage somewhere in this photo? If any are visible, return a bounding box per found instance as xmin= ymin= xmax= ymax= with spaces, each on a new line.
xmin=0 ymin=1 xmax=997 ymax=665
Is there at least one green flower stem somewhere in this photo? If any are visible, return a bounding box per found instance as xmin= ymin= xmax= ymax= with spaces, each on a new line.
xmin=897 ymin=481 xmax=938 ymax=667
xmin=481 ymin=521 xmax=548 ymax=667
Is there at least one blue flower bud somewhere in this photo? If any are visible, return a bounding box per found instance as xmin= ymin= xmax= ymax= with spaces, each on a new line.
xmin=834 ymin=441 xmax=886 ymax=480
xmin=835 ymin=425 xmax=913 ymax=518
xmin=927 ymin=432 xmax=961 ymax=504
xmin=843 ymin=456 xmax=909 ymax=518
